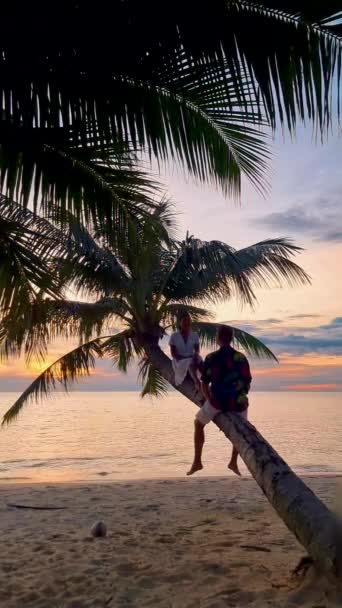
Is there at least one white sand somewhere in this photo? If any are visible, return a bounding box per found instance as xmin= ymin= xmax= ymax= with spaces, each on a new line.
xmin=0 ymin=476 xmax=340 ymax=608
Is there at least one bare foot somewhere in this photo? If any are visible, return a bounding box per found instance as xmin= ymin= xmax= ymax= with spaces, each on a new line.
xmin=186 ymin=462 xmax=203 ymax=476
xmin=228 ymin=461 xmax=241 ymax=477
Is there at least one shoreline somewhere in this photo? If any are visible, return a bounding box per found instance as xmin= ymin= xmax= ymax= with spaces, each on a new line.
xmin=0 ymin=476 xmax=340 ymax=607
xmin=1 ymin=471 xmax=342 ymax=485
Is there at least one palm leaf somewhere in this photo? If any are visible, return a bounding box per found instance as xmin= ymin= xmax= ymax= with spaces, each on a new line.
xmin=0 ymin=298 xmax=130 ymax=364
xmin=0 ymin=77 xmax=270 ymax=201
xmin=0 ymin=137 xmax=161 ymax=232
xmin=163 ymin=236 xmax=311 ymax=307
xmin=162 ymin=235 xmax=243 ymax=304
xmin=194 ymin=321 xmax=277 ymax=361
xmin=224 ymin=2 xmax=342 ymax=132
xmin=161 ymin=303 xmax=213 ymax=328
xmin=1 ymin=338 xmax=107 ymax=425
xmin=54 ymin=219 xmax=131 ymax=297
xmin=0 ymin=195 xmax=72 ymax=314
xmin=2 ymin=3 xmax=340 ymax=198
xmin=1 ymin=4 xmax=340 ymax=135
xmin=102 ymin=330 xmax=139 ymax=372
xmin=104 ymin=78 xmax=270 ymax=196
xmin=234 ymin=238 xmax=311 ymax=290
xmin=139 ymin=357 xmax=170 ymax=398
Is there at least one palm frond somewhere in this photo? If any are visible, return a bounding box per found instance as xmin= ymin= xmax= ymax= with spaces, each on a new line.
xmin=0 ymin=2 xmax=340 ymax=171
xmin=0 ymin=131 xmax=159 ymax=210
xmin=0 ymin=137 xmax=169 ymax=258
xmin=149 ymin=198 xmax=178 ymax=242
xmin=163 ymin=236 xmax=310 ymax=307
xmin=102 ymin=330 xmax=139 ymax=372
xmin=107 ymin=78 xmax=270 ymax=196
xmin=0 ymin=299 xmax=130 ymax=364
xmin=232 ymin=325 xmax=277 ymax=361
xmin=2 ymin=2 xmax=340 ymax=201
xmin=161 ymin=303 xmax=213 ymax=329
xmin=226 ymin=2 xmax=342 ymax=132
xmin=139 ymin=356 xmax=170 ymax=398
xmin=162 ymin=236 xmax=256 ymax=306
xmin=2 ymin=338 xmax=106 ymax=425
xmin=194 ymin=321 xmax=277 ymax=361
xmin=234 ymin=238 xmax=311 ymax=290
xmin=0 ymin=195 xmax=71 ymax=314
xmin=54 ymin=219 xmax=131 ymax=297
xmin=0 ymin=78 xmax=270 ymax=201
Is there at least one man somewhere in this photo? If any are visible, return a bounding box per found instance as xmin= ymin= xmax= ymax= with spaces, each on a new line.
xmin=187 ymin=325 xmax=252 ymax=477
xmin=169 ymin=312 xmax=202 ymax=388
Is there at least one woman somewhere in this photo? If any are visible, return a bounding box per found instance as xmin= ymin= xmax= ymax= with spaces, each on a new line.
xmin=169 ymin=312 xmax=202 ymax=388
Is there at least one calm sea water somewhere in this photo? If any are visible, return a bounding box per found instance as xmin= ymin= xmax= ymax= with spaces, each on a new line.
xmin=0 ymin=391 xmax=341 ymax=483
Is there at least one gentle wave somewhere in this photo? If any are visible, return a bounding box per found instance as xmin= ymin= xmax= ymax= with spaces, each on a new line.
xmin=0 ymin=391 xmax=341 ymax=482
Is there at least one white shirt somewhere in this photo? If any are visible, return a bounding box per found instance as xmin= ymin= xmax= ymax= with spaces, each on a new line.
xmin=169 ymin=331 xmax=199 ymax=358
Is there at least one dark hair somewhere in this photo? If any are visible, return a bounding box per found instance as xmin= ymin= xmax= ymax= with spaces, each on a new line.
xmin=218 ymin=325 xmax=234 ymax=344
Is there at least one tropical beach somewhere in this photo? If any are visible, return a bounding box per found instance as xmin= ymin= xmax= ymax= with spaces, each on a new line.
xmin=0 ymin=2 xmax=342 ymax=607
xmin=1 ymin=393 xmax=342 ymax=607
xmin=1 ymin=476 xmax=341 ymax=608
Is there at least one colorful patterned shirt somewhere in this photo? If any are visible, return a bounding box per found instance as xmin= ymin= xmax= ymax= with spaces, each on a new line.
xmin=201 ymin=346 xmax=252 ymax=412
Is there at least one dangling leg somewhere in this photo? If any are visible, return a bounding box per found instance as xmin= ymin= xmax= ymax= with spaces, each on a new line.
xmin=189 ymin=356 xmax=202 ymax=390
xmin=187 ymin=419 xmax=205 ymax=475
xmin=228 ymin=408 xmax=248 ymax=476
xmin=228 ymin=445 xmax=241 ymax=477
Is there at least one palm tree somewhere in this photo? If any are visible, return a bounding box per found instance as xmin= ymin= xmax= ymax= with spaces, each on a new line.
xmin=3 ymin=201 xmax=341 ymax=580
xmin=0 ymin=201 xmax=287 ymax=389
xmin=0 ymin=2 xmax=341 ymax=211
xmin=0 ymin=199 xmax=310 ymax=416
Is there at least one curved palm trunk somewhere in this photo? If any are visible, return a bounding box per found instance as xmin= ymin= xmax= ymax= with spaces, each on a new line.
xmin=143 ymin=339 xmax=342 ymax=581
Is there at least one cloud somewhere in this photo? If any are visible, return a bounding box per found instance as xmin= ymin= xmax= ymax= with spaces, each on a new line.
xmin=264 ymin=334 xmax=342 ymax=355
xmin=320 ymin=317 xmax=342 ymax=330
xmin=228 ymin=316 xmax=342 ymax=357
xmin=251 ymin=353 xmax=342 ymax=391
xmin=254 ymin=193 xmax=342 ymax=242
xmin=280 ymin=384 xmax=342 ymax=391
xmin=227 ymin=318 xmax=282 ymax=331
xmin=287 ymin=314 xmax=321 ymax=320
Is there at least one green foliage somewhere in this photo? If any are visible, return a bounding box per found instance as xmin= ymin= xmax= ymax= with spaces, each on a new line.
xmin=161 ymin=304 xmax=213 ymax=329
xmin=1 ymin=3 xmax=338 ymax=421
xmin=0 ymin=299 xmax=130 ymax=364
xmin=139 ymin=358 xmax=170 ymax=398
xmin=1 ymin=202 xmax=310 ymax=422
xmin=0 ymin=1 xmax=340 ymax=204
xmin=0 ymin=196 xmax=69 ymax=316
xmin=161 ymin=235 xmax=310 ymax=307
xmin=103 ymin=331 xmax=140 ymax=373
xmin=194 ymin=322 xmax=277 ymax=361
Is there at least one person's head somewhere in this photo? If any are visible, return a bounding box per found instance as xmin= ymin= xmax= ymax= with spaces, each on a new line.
xmin=217 ymin=325 xmax=234 ymax=347
xmin=179 ymin=312 xmax=192 ymax=333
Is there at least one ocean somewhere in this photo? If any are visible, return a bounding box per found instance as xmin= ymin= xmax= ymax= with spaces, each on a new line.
xmin=0 ymin=391 xmax=341 ymax=483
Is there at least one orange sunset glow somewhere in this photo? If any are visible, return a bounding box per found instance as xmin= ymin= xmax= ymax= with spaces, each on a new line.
xmin=280 ymin=384 xmax=342 ymax=391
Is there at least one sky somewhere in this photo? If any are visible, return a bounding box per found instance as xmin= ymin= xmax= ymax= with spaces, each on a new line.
xmin=0 ymin=126 xmax=341 ymax=393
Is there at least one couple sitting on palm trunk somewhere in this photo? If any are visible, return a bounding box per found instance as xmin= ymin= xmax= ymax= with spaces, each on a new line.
xmin=170 ymin=313 xmax=252 ymax=477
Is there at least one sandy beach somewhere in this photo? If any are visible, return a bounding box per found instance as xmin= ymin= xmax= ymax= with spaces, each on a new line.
xmin=0 ymin=476 xmax=340 ymax=608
